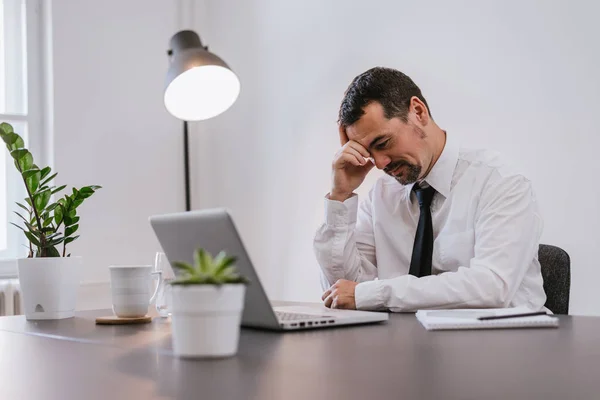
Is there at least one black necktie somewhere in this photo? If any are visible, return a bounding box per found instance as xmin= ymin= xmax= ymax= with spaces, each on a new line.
xmin=409 ymin=184 xmax=435 ymax=277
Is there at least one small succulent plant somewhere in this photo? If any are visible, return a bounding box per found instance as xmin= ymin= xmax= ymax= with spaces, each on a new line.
xmin=171 ymin=248 xmax=249 ymax=286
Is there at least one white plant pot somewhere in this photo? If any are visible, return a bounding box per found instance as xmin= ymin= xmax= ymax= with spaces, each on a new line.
xmin=169 ymin=284 xmax=246 ymax=358
xmin=17 ymin=256 xmax=81 ymax=320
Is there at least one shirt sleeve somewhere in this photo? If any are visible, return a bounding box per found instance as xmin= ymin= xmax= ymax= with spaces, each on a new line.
xmin=313 ymin=191 xmax=378 ymax=291
xmin=354 ymin=174 xmax=544 ymax=311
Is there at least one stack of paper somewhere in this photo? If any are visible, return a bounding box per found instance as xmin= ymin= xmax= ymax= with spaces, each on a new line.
xmin=416 ymin=307 xmax=559 ymax=331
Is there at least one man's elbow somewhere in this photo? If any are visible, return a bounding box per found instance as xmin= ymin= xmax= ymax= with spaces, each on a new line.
xmin=481 ymin=274 xmax=513 ymax=308
xmin=481 ymin=294 xmax=511 ymax=309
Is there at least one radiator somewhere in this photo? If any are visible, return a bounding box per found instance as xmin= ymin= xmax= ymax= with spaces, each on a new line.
xmin=0 ymin=279 xmax=22 ymax=316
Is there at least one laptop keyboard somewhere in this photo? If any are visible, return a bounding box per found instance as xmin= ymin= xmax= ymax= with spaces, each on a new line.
xmin=276 ymin=311 xmax=325 ymax=321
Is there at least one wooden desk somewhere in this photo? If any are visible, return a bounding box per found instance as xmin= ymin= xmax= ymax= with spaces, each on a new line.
xmin=0 ymin=308 xmax=598 ymax=399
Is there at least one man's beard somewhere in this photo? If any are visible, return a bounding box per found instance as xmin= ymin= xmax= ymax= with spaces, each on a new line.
xmin=384 ymin=160 xmax=421 ymax=185
xmin=384 ymin=124 xmax=425 ymax=185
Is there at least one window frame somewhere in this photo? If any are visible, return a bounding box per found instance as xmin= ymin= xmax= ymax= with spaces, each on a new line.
xmin=0 ymin=0 xmax=46 ymax=275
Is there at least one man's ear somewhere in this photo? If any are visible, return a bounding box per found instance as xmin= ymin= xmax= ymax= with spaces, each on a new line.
xmin=410 ymin=96 xmax=431 ymax=126
xmin=338 ymin=124 xmax=349 ymax=146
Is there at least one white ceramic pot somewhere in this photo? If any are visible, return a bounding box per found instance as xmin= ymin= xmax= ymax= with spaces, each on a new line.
xmin=17 ymin=257 xmax=81 ymax=320
xmin=169 ymin=284 xmax=246 ymax=358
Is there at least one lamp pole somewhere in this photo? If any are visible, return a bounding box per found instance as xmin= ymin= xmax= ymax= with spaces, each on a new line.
xmin=183 ymin=120 xmax=191 ymax=211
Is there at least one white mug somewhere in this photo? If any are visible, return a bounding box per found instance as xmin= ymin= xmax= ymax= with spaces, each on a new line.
xmin=109 ymin=265 xmax=162 ymax=318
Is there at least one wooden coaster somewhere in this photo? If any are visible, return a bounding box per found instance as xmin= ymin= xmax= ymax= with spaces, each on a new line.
xmin=95 ymin=315 xmax=152 ymax=325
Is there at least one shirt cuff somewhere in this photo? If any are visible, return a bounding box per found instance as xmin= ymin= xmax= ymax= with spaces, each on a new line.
xmin=324 ymin=193 xmax=359 ymax=226
xmin=355 ymin=280 xmax=386 ymax=310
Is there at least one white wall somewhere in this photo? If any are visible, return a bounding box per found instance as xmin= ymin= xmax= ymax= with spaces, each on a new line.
xmin=50 ymin=0 xmax=184 ymax=307
xmin=194 ymin=0 xmax=600 ymax=315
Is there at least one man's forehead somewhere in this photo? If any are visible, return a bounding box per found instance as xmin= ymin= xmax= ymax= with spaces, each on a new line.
xmin=345 ymin=103 xmax=395 ymax=145
xmin=347 ymin=124 xmax=390 ymax=151
xmin=346 ymin=124 xmax=374 ymax=144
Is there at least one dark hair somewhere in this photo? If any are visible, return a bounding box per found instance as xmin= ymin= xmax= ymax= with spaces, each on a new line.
xmin=338 ymin=67 xmax=431 ymax=127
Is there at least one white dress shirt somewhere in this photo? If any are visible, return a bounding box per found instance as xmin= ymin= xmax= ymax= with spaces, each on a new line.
xmin=314 ymin=134 xmax=547 ymax=312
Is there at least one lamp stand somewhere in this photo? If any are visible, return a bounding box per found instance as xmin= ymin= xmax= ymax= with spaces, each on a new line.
xmin=183 ymin=120 xmax=191 ymax=211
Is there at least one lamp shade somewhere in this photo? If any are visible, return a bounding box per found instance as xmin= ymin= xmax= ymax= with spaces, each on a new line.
xmin=164 ymin=30 xmax=240 ymax=121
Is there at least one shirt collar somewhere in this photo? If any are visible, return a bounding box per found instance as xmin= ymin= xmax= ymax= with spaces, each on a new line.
xmin=406 ymin=132 xmax=459 ymax=199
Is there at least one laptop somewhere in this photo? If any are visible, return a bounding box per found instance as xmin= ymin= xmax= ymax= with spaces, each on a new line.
xmin=149 ymin=208 xmax=388 ymax=331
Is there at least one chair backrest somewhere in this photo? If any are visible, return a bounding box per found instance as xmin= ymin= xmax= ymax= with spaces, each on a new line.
xmin=538 ymin=244 xmax=571 ymax=314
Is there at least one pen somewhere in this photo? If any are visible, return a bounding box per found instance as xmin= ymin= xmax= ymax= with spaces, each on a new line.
xmin=478 ymin=311 xmax=548 ymax=321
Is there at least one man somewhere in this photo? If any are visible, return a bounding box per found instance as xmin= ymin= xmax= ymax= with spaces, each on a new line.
xmin=314 ymin=67 xmax=546 ymax=312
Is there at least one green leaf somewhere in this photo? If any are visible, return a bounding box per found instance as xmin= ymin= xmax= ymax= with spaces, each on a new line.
xmin=51 ymin=185 xmax=67 ymax=195
xmin=44 ymin=232 xmax=62 ymax=241
xmin=63 ymin=216 xmax=79 ymax=226
xmin=39 ymin=172 xmax=57 ymax=188
xmin=0 ymin=122 xmax=14 ymax=134
xmin=12 ymin=135 xmax=24 ymax=151
xmin=72 ymin=199 xmax=84 ymax=208
xmin=43 ymin=217 xmax=54 ymax=228
xmin=25 ymin=198 xmax=32 ymax=207
xmin=63 ymin=198 xmax=73 ymax=210
xmin=46 ymin=202 xmax=60 ymax=212
xmin=0 ymin=131 xmax=24 ymax=151
xmin=218 ymin=266 xmax=238 ymax=279
xmin=65 ymin=224 xmax=78 ymax=237
xmin=23 ymin=169 xmax=41 ymax=193
xmin=171 ymin=261 xmax=196 ymax=276
xmin=214 ymin=254 xmax=237 ymax=276
xmin=16 ymin=202 xmax=30 ymax=213
xmin=54 ymin=204 xmax=63 ymax=225
xmin=193 ymin=248 xmax=212 ymax=274
xmin=33 ymin=185 xmax=48 ymax=195
xmin=215 ymin=260 xmax=237 ymax=278
xmin=13 ymin=211 xmax=29 ymax=223
xmin=34 ymin=189 xmax=51 ymax=211
xmin=22 ymin=168 xmax=40 ymax=178
xmin=40 ymin=166 xmax=51 ymax=179
xmin=0 ymin=131 xmax=15 ymax=146
xmin=10 ymin=149 xmax=27 ymax=159
xmin=45 ymin=236 xmax=66 ymax=247
xmin=23 ymin=220 xmax=38 ymax=233
xmin=45 ymin=246 xmax=61 ymax=257
xmin=170 ymin=248 xmax=248 ymax=286
xmin=170 ymin=274 xmax=248 ymax=286
xmin=78 ymin=186 xmax=101 ymax=199
xmin=64 ymin=235 xmax=79 ymax=245
xmin=10 ymin=149 xmax=34 ymax=171
xmin=10 ymin=222 xmax=25 ymax=232
xmin=24 ymin=231 xmax=41 ymax=247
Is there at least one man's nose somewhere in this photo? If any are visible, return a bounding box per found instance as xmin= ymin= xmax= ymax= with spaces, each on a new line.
xmin=372 ymin=154 xmax=391 ymax=170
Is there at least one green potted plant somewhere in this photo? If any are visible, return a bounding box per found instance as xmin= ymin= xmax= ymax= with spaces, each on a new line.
xmin=169 ymin=248 xmax=248 ymax=358
xmin=0 ymin=122 xmax=101 ymax=320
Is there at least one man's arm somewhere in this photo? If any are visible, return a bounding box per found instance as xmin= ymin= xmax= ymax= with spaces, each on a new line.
xmin=354 ymin=174 xmax=543 ymax=311
xmin=315 ymin=125 xmax=377 ymax=291
xmin=314 ymin=190 xmax=378 ymax=291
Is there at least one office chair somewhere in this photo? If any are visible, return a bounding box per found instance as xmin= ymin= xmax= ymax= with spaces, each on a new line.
xmin=538 ymin=244 xmax=571 ymax=314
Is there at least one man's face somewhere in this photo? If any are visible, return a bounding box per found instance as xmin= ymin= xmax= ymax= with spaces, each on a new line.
xmin=345 ymin=101 xmax=430 ymax=185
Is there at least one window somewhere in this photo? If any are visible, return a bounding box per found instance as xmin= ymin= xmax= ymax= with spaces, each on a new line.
xmin=0 ymin=0 xmax=43 ymax=266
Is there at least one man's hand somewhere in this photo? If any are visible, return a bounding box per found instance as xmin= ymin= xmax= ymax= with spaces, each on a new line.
xmin=330 ymin=125 xmax=374 ymax=202
xmin=322 ymin=279 xmax=359 ymax=309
